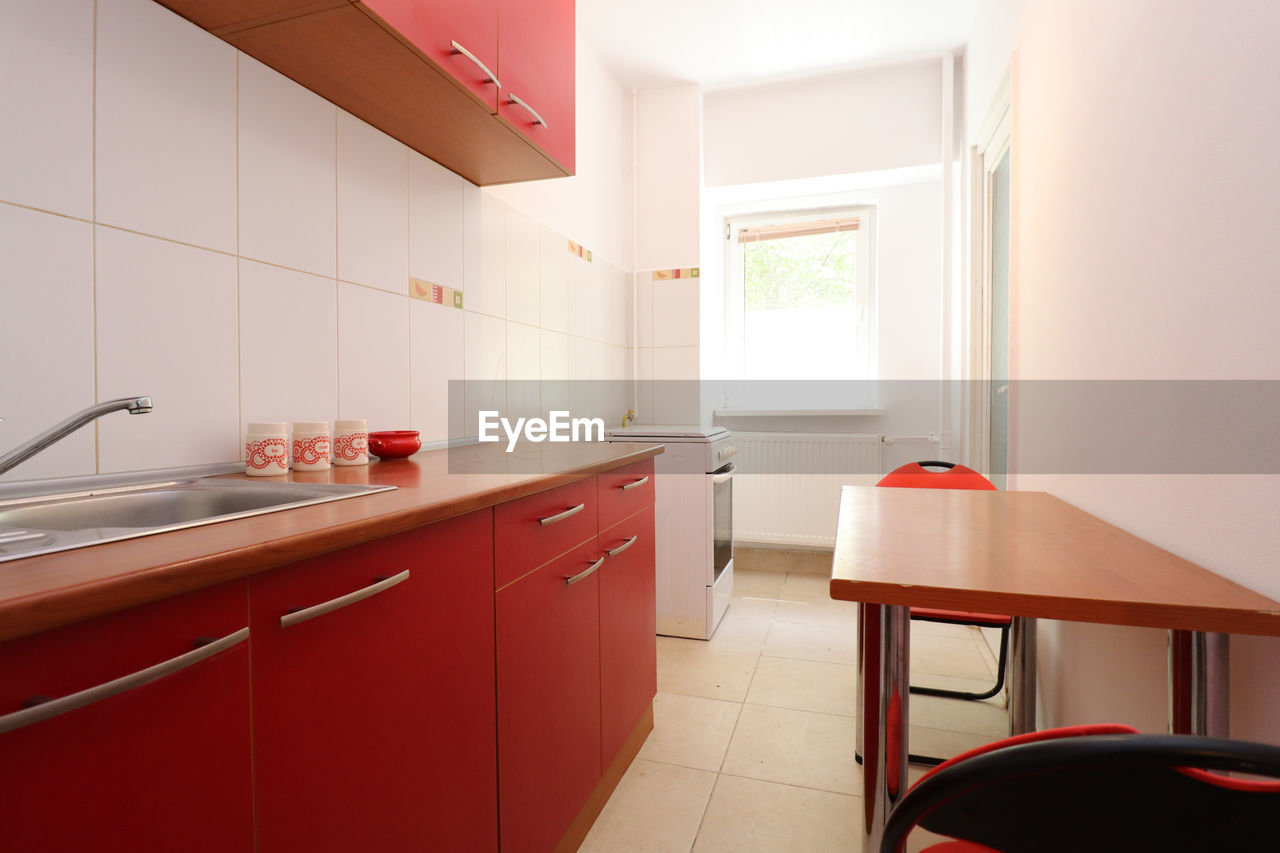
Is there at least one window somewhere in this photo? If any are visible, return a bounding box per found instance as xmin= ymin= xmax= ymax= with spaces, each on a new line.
xmin=723 ymin=207 xmax=876 ymax=409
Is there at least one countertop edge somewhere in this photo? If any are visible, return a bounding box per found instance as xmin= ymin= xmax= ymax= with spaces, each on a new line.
xmin=0 ymin=444 xmax=663 ymax=643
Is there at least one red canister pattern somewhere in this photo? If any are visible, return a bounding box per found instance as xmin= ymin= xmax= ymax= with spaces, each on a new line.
xmin=292 ymin=435 xmax=332 ymax=466
xmin=246 ymin=438 xmax=289 ymax=471
xmin=334 ymin=431 xmax=368 ymax=461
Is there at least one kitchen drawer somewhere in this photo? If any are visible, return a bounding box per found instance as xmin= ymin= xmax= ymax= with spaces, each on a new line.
xmin=0 ymin=581 xmax=253 ymax=851
xmin=597 ymin=459 xmax=655 ymax=529
xmin=495 ymin=478 xmax=596 ymax=588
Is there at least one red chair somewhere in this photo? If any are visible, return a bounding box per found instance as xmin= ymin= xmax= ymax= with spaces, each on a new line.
xmin=877 ymin=465 xmax=1010 ymax=691
xmin=880 ymin=724 xmax=1280 ymax=852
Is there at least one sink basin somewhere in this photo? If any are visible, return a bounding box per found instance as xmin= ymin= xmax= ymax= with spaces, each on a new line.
xmin=0 ymin=478 xmax=395 ymax=563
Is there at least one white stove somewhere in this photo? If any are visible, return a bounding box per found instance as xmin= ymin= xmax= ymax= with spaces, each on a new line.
xmin=605 ymin=425 xmax=735 ymax=640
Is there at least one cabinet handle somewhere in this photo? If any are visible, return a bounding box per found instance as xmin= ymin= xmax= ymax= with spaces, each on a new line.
xmin=507 ymin=94 xmax=548 ymax=129
xmin=281 ymin=570 xmax=411 ymax=628
xmin=712 ymin=463 xmax=736 ymax=485
xmin=539 ymin=503 xmax=584 ymax=526
xmin=620 ymin=476 xmax=649 ymax=491
xmin=450 ymin=40 xmax=501 ymax=89
xmin=607 ymin=535 xmax=638 ymax=557
xmin=565 ymin=555 xmax=605 ymax=586
xmin=0 ymin=627 xmax=249 ymax=735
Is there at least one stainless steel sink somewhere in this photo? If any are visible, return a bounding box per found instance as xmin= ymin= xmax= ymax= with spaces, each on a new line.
xmin=0 ymin=477 xmax=395 ymax=563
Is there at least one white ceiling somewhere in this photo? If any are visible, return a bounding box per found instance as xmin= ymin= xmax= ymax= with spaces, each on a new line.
xmin=580 ymin=0 xmax=981 ymax=92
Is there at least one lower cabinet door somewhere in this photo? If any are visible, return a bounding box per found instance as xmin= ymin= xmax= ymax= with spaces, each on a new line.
xmin=599 ymin=505 xmax=657 ymax=766
xmin=497 ymin=538 xmax=603 ymax=853
xmin=0 ymin=581 xmax=253 ymax=852
xmin=251 ymin=510 xmax=497 ymax=853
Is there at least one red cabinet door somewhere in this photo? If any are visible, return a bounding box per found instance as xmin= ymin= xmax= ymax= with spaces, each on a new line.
xmin=497 ymin=537 xmax=602 ymax=853
xmin=598 ymin=458 xmax=655 ymax=530
xmin=360 ymin=0 xmax=500 ymax=110
xmin=0 ymin=581 xmax=253 ymax=852
xmin=599 ymin=505 xmax=657 ymax=766
xmin=497 ymin=0 xmax=575 ymax=171
xmin=251 ymin=510 xmax=497 ymax=853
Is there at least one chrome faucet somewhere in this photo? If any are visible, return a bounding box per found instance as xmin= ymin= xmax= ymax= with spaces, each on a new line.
xmin=0 ymin=397 xmax=153 ymax=477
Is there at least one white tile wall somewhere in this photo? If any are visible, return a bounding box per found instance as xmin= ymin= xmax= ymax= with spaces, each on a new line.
xmin=96 ymin=0 xmax=237 ymax=253
xmin=506 ymin=321 xmax=542 ymax=422
xmin=540 ymin=226 xmax=570 ymax=333
xmin=410 ymin=301 xmax=463 ymax=444
xmin=0 ymin=2 xmax=635 ymax=478
xmin=636 ymin=274 xmax=654 ymax=348
xmin=0 ymin=1 xmax=93 ymax=219
xmin=238 ymin=55 xmax=337 ymax=277
xmin=652 ymin=279 xmax=700 ymax=348
xmin=409 ymin=152 xmax=466 ymax=292
xmin=239 ymin=260 xmax=338 ymax=427
xmin=505 ymin=208 xmax=542 ymax=327
xmin=338 ymin=283 xmax=410 ymax=430
xmin=464 ymin=312 xmax=507 ymax=437
xmin=472 ymin=193 xmax=508 ymax=318
xmin=336 ymin=111 xmax=409 ymax=294
xmin=567 ymin=253 xmax=593 ymax=339
xmin=95 ymin=227 xmax=240 ymax=472
xmin=0 ymin=206 xmax=95 ymax=481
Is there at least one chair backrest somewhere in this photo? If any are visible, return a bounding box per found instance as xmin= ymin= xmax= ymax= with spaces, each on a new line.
xmin=880 ymin=729 xmax=1280 ymax=853
xmin=877 ymin=461 xmax=996 ymax=491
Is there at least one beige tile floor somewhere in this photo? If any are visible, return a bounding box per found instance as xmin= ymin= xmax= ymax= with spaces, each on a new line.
xmin=580 ymin=552 xmax=1009 ymax=853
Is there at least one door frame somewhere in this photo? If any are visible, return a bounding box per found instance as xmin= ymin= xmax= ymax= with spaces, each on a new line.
xmin=966 ymin=68 xmax=1012 ymax=475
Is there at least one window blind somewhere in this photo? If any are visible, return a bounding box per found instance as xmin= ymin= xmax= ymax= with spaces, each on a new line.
xmin=736 ymin=217 xmax=860 ymax=244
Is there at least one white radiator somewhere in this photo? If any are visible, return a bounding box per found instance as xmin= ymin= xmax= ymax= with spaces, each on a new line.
xmin=733 ymin=432 xmax=883 ymax=548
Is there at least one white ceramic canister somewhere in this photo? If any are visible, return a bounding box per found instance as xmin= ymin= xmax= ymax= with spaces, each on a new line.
xmin=333 ymin=419 xmax=369 ymax=467
xmin=244 ymin=422 xmax=289 ymax=476
xmin=291 ymin=421 xmax=332 ymax=471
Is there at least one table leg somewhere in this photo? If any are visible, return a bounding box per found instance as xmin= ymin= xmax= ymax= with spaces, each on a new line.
xmin=860 ymin=604 xmax=909 ymax=852
xmin=1008 ymin=617 xmax=1038 ymax=735
xmin=1168 ymin=630 xmax=1229 ymax=737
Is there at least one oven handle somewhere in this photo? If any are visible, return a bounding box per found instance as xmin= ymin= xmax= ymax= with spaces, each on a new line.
xmin=711 ymin=463 xmax=736 ymax=485
xmin=717 ymin=445 xmax=738 ymax=462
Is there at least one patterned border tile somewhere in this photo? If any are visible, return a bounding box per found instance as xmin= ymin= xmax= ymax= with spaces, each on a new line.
xmin=409 ymin=277 xmax=463 ymax=309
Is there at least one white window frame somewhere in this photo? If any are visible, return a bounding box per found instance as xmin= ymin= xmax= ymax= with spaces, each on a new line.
xmin=720 ymin=205 xmax=877 ymax=411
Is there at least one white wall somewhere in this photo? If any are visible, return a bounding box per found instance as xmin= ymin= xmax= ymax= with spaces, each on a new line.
xmin=967 ymin=0 xmax=1280 ymax=740
xmin=635 ymin=85 xmax=703 ymax=272
xmin=703 ymin=61 xmax=943 ymax=187
xmin=0 ymin=0 xmax=634 ymax=480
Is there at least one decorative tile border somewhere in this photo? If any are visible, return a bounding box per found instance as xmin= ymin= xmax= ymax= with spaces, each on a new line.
xmin=410 ymin=277 xmax=463 ymax=309
xmin=652 ymin=268 xmax=699 ymax=281
xmin=568 ymin=239 xmax=593 ymax=262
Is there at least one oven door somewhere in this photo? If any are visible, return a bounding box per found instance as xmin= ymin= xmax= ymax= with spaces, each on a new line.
xmin=710 ymin=462 xmax=734 ymax=583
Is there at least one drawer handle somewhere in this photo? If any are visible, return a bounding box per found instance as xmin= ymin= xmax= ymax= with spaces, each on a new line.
xmin=565 ymin=555 xmax=606 ymax=586
xmin=607 ymin=535 xmax=638 ymax=557
xmin=281 ymin=570 xmax=411 ymax=628
xmin=0 ymin=626 xmax=249 ymax=735
xmin=539 ymin=503 xmax=584 ymax=526
xmin=507 ymin=93 xmax=548 ymax=129
xmin=450 ymin=40 xmax=501 ymax=89
xmin=620 ymin=476 xmax=649 ymax=491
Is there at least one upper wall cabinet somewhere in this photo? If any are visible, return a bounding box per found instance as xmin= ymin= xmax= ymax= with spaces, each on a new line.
xmin=155 ymin=0 xmax=574 ymax=185
xmin=496 ymin=0 xmax=575 ymax=172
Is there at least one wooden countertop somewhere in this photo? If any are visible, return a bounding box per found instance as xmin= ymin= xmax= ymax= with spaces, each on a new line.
xmin=0 ymin=442 xmax=663 ymax=643
xmin=829 ymin=486 xmax=1280 ymax=636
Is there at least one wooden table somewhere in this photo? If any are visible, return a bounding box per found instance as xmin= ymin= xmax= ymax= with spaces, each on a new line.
xmin=828 ymin=486 xmax=1280 ymax=851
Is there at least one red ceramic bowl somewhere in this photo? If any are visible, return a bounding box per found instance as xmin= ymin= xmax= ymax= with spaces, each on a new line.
xmin=367 ymin=430 xmax=421 ymax=459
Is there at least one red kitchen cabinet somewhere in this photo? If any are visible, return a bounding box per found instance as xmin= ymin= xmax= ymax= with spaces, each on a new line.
xmin=359 ymin=0 xmax=500 ymax=109
xmin=497 ymin=538 xmax=603 ymax=853
xmin=251 ymin=510 xmax=497 ymax=853
xmin=497 ymin=0 xmax=576 ymax=171
xmin=0 ymin=581 xmax=253 ymax=852
xmin=599 ymin=505 xmax=657 ymax=766
xmin=598 ymin=458 xmax=655 ymax=530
